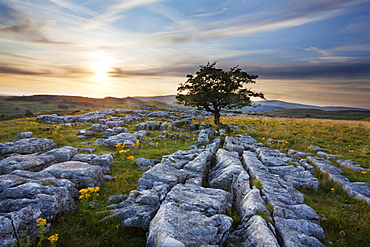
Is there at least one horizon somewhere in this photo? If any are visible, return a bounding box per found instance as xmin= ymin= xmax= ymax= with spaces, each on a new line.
xmin=1 ymin=0 xmax=369 ymax=109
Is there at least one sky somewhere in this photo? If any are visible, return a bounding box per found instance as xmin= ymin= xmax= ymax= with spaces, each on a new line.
xmin=0 ymin=0 xmax=369 ymax=108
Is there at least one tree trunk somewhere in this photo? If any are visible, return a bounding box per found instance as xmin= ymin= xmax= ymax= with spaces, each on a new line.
xmin=213 ymin=109 xmax=228 ymax=129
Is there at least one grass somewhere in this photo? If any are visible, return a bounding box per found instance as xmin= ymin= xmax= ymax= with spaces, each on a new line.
xmin=261 ymin=108 xmax=370 ymax=120
xmin=1 ymin=111 xmax=369 ymax=246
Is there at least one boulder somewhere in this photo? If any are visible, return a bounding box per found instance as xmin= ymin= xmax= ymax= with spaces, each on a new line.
xmin=0 ymin=138 xmax=57 ymax=156
xmin=146 ymin=202 xmax=232 ymax=247
xmin=45 ymin=146 xmax=78 ymax=162
xmin=228 ymin=215 xmax=280 ymax=247
xmin=14 ymin=132 xmax=33 ymax=141
xmin=209 ymin=149 xmax=245 ymax=190
xmin=90 ymin=124 xmax=108 ymax=132
xmin=0 ymin=154 xmax=56 ymax=174
xmin=41 ymin=161 xmax=103 ymax=189
xmin=0 ymin=208 xmax=43 ymax=247
xmin=135 ymin=158 xmax=160 ymax=170
xmin=163 ymin=184 xmax=232 ymax=216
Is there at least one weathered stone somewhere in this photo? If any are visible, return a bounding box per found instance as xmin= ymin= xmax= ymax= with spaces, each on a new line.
xmin=77 ymin=129 xmax=94 ymax=137
xmin=101 ymin=132 xmax=138 ymax=148
xmin=0 ymin=137 xmax=57 ymax=156
xmin=256 ymin=148 xmax=292 ymax=166
xmin=274 ymin=216 xmax=325 ymax=247
xmin=0 ymin=182 xmax=76 ymax=220
xmin=102 ymin=127 xmax=128 ymax=138
xmin=238 ymin=186 xmax=269 ymax=223
xmin=77 ymin=147 xmax=96 ymax=153
xmin=317 ymin=151 xmax=343 ymax=160
xmin=163 ymin=184 xmax=232 ymax=216
xmin=106 ymin=120 xmax=124 ymax=128
xmin=41 ymin=161 xmax=103 ymax=189
xmin=14 ymin=132 xmax=33 ymax=141
xmin=231 ymin=171 xmax=251 ymax=205
xmin=288 ymin=149 xmax=312 ymax=160
xmin=137 ymin=163 xmax=187 ymax=190
xmin=146 ymin=202 xmax=232 ymax=247
xmin=0 ymin=154 xmax=56 ymax=174
xmin=268 ymin=165 xmax=319 ymax=190
xmin=183 ymin=150 xmax=213 ymax=185
xmin=337 ymin=159 xmax=370 ymax=172
xmin=45 ymin=146 xmax=78 ymax=162
xmin=0 ymin=208 xmax=43 ymax=247
xmin=135 ymin=158 xmax=160 ymax=170
xmin=209 ymin=149 xmax=244 ymax=190
xmin=90 ymin=124 xmax=108 ymax=132
xmin=134 ymin=121 xmax=161 ymax=131
xmin=229 ymin=215 xmax=280 ymax=247
xmin=105 ymin=185 xmax=169 ymax=230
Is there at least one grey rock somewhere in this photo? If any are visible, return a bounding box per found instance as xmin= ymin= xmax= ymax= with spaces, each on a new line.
xmin=105 ymin=185 xmax=169 ymax=230
xmin=135 ymin=158 xmax=160 ymax=170
xmin=288 ymin=149 xmax=312 ymax=160
xmin=231 ymin=171 xmax=251 ymax=206
xmin=268 ymin=165 xmax=319 ymax=190
xmin=0 ymin=154 xmax=56 ymax=174
xmin=45 ymin=146 xmax=78 ymax=162
xmin=317 ymin=151 xmax=343 ymax=160
xmin=0 ymin=208 xmax=43 ymax=247
xmin=78 ymin=129 xmax=94 ymax=137
xmin=238 ymin=186 xmax=269 ymax=223
xmin=77 ymin=147 xmax=96 ymax=153
xmin=257 ymin=148 xmax=292 ymax=166
xmin=183 ymin=150 xmax=213 ymax=186
xmin=90 ymin=124 xmax=108 ymax=132
xmin=209 ymin=149 xmax=245 ymax=190
xmin=41 ymin=161 xmax=103 ymax=189
xmin=146 ymin=202 xmax=232 ymax=247
xmin=230 ymin=215 xmax=280 ymax=247
xmin=134 ymin=121 xmax=162 ymax=131
xmin=274 ymin=216 xmax=325 ymax=247
xmin=0 ymin=137 xmax=57 ymax=156
xmin=106 ymin=120 xmax=124 ymax=128
xmin=163 ymin=184 xmax=232 ymax=216
xmin=14 ymin=132 xmax=33 ymax=141
xmin=138 ymin=163 xmax=187 ymax=190
xmin=102 ymin=127 xmax=128 ymax=138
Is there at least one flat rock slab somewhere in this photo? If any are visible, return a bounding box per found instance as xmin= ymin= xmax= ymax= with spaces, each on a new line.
xmin=41 ymin=161 xmax=103 ymax=189
xmin=0 ymin=138 xmax=57 ymax=156
xmin=164 ymin=184 xmax=232 ymax=216
xmin=0 ymin=154 xmax=56 ymax=174
xmin=146 ymin=202 xmax=232 ymax=247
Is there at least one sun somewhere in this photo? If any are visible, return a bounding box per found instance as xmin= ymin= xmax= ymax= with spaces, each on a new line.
xmin=90 ymin=51 xmax=115 ymax=84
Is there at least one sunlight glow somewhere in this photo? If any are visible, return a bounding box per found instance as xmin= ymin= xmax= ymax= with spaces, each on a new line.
xmin=90 ymin=51 xmax=115 ymax=84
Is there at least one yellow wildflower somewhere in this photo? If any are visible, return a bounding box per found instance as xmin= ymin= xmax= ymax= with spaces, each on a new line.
xmin=127 ymin=156 xmax=135 ymax=161
xmin=36 ymin=218 xmax=47 ymax=227
xmin=361 ymin=171 xmax=367 ymax=174
xmin=48 ymin=234 xmax=59 ymax=243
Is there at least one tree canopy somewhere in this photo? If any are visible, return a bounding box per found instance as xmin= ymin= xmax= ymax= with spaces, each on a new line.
xmin=176 ymin=62 xmax=265 ymax=127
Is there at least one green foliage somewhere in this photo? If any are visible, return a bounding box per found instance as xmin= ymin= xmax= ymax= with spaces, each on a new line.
xmin=251 ymin=179 xmax=263 ymax=189
xmin=176 ymin=62 xmax=264 ymax=126
xmin=299 ymin=169 xmax=370 ymax=246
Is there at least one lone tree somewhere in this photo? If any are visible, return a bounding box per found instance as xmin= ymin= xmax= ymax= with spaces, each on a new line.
xmin=176 ymin=62 xmax=265 ymax=128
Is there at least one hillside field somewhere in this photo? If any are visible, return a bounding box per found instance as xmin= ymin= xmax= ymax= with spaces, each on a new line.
xmin=0 ymin=108 xmax=369 ymax=246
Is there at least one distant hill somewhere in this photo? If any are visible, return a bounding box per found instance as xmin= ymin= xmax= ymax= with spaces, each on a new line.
xmin=242 ymin=100 xmax=370 ymax=112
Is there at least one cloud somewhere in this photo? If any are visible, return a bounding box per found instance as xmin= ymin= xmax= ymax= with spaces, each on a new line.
xmin=253 ymin=60 xmax=370 ymax=79
xmin=149 ymin=0 xmax=368 ymax=45
xmin=0 ymin=63 xmax=92 ymax=78
xmin=83 ymin=0 xmax=166 ymax=29
xmin=303 ymin=47 xmax=333 ymax=56
xmin=0 ymin=3 xmax=73 ymax=45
